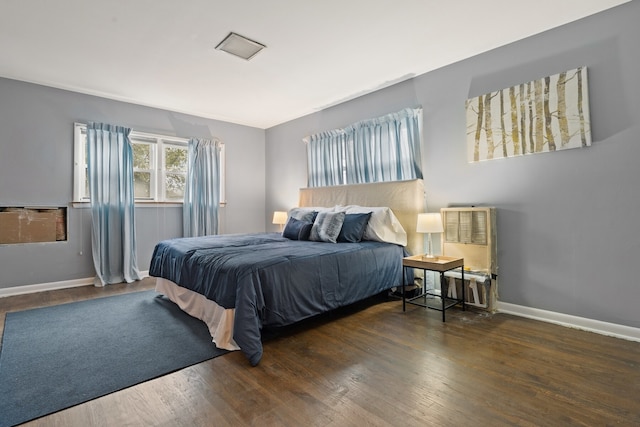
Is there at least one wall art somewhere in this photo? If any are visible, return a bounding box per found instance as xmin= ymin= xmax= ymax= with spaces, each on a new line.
xmin=466 ymin=66 xmax=591 ymax=163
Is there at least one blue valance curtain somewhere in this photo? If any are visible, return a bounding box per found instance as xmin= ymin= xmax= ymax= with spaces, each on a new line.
xmin=306 ymin=107 xmax=423 ymax=187
xmin=183 ymin=138 xmax=222 ymax=237
xmin=87 ymin=122 xmax=141 ymax=286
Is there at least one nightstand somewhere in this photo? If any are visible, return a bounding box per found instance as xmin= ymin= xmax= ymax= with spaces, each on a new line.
xmin=402 ymin=255 xmax=465 ymax=321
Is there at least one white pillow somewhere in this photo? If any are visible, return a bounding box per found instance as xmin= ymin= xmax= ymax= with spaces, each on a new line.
xmin=334 ymin=205 xmax=407 ymax=246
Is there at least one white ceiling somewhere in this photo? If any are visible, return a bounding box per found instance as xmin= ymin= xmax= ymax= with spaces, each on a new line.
xmin=0 ymin=0 xmax=629 ymax=129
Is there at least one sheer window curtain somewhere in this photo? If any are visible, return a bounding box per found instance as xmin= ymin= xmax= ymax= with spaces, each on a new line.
xmin=306 ymin=107 xmax=423 ymax=187
xmin=87 ymin=122 xmax=141 ymax=286
xmin=346 ymin=107 xmax=423 ymax=184
xmin=307 ymin=130 xmax=347 ymax=187
xmin=183 ymin=138 xmax=222 ymax=237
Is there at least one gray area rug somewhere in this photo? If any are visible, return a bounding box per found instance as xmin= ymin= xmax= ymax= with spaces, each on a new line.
xmin=0 ymin=290 xmax=227 ymax=427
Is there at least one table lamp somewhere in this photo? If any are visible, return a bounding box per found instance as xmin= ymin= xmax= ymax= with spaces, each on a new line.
xmin=272 ymin=211 xmax=288 ymax=232
xmin=416 ymin=212 xmax=444 ymax=259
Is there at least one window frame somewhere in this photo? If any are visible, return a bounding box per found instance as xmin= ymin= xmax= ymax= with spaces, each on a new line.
xmin=73 ymin=123 xmax=226 ymax=205
xmin=157 ymin=140 xmax=189 ymax=202
xmin=130 ymin=137 xmax=158 ymax=201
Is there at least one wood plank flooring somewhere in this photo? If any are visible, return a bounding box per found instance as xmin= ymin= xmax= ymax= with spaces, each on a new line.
xmin=1 ymin=279 xmax=639 ymax=426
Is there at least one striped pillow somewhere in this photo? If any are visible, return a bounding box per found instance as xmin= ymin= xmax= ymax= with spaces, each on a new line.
xmin=309 ymin=211 xmax=346 ymax=243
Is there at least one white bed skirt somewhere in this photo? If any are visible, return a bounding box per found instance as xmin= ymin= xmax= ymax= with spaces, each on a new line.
xmin=155 ymin=277 xmax=240 ymax=351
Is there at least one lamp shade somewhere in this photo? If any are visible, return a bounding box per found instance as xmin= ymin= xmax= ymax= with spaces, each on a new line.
xmin=272 ymin=211 xmax=288 ymax=225
xmin=416 ymin=213 xmax=444 ymax=234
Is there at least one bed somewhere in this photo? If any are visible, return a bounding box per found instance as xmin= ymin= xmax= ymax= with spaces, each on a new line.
xmin=149 ymin=179 xmax=425 ymax=365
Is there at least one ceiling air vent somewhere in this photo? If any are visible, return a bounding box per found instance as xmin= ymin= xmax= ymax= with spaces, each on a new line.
xmin=215 ymin=32 xmax=266 ymax=60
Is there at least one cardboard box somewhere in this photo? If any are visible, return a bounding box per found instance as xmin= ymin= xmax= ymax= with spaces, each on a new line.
xmin=0 ymin=209 xmax=57 ymax=244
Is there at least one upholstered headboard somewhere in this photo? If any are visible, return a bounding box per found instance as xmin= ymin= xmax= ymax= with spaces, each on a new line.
xmin=298 ymin=179 xmax=425 ymax=255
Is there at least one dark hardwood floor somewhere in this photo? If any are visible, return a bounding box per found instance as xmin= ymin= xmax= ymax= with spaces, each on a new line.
xmin=1 ymin=278 xmax=639 ymax=426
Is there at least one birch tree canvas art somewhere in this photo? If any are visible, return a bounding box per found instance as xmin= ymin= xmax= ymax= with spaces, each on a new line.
xmin=466 ymin=67 xmax=591 ymax=163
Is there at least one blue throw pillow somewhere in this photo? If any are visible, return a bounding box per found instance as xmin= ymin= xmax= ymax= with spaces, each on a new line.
xmin=282 ymin=217 xmax=313 ymax=241
xmin=298 ymin=222 xmax=313 ymax=240
xmin=337 ymin=212 xmax=372 ymax=243
xmin=309 ymin=211 xmax=346 ymax=243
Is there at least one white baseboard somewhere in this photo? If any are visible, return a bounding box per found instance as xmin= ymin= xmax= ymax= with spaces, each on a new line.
xmin=0 ymin=271 xmax=150 ymax=298
xmin=498 ymin=301 xmax=640 ymax=342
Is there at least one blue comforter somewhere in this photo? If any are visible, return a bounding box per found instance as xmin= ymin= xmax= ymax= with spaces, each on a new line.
xmin=149 ymin=233 xmax=405 ymax=365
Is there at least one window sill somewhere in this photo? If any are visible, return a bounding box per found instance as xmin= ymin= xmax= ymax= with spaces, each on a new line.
xmin=71 ymin=201 xmax=227 ymax=208
xmin=72 ymin=201 xmax=182 ymax=208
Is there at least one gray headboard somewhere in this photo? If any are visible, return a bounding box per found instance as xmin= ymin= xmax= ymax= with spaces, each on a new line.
xmin=298 ymin=179 xmax=426 ymax=255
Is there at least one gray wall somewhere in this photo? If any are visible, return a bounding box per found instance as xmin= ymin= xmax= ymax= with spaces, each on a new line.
xmin=266 ymin=2 xmax=640 ymax=328
xmin=0 ymin=79 xmax=265 ymax=289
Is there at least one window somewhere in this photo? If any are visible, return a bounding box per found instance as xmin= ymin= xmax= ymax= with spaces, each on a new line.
xmin=73 ymin=123 xmax=225 ymax=204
